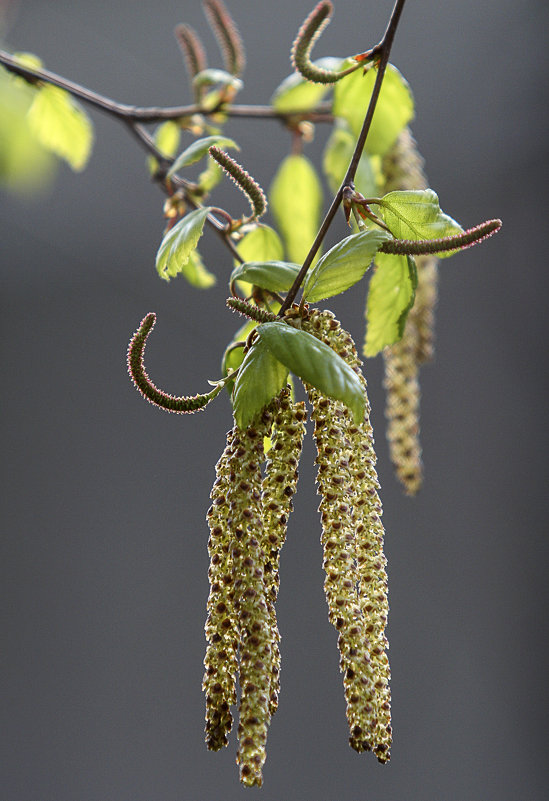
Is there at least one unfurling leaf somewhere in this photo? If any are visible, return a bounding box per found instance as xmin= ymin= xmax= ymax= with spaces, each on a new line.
xmin=168 ymin=135 xmax=238 ymax=175
xmin=271 ymin=57 xmax=343 ymax=112
xmin=257 ymin=322 xmax=365 ymax=423
xmin=156 ymin=206 xmax=213 ymax=281
xmin=303 ymin=228 xmax=391 ymax=302
xmin=232 ymin=338 xmax=288 ymax=428
xmin=378 ymin=189 xmax=463 ymax=256
xmin=364 ymin=253 xmax=418 ymax=356
xmin=27 ymin=83 xmax=93 ymax=171
xmin=333 ymin=63 xmax=414 ymax=155
xmin=230 ymin=261 xmax=300 ymax=294
xmin=269 ymin=154 xmax=322 ymax=264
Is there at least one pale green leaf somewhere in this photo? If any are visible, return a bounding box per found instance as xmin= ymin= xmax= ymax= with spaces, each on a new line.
xmin=155 ymin=207 xmax=212 ymax=281
xmin=168 ymin=135 xmax=238 ymax=175
xmin=257 ymin=322 xmax=365 ymax=423
xmin=236 ymin=225 xmax=284 ymax=263
xmin=197 ymin=157 xmax=223 ymax=193
xmin=379 ymin=189 xmax=463 ymax=257
xmin=180 ymin=248 xmax=216 ymax=288
xmin=230 ymin=261 xmax=300 ymax=293
xmin=364 ymin=253 xmax=417 ymax=356
xmin=269 ymin=154 xmax=322 ymax=264
xmin=303 ymin=228 xmax=391 ymax=302
xmin=323 ymin=121 xmax=378 ymax=197
xmin=232 ymin=338 xmax=288 ymax=428
xmin=271 ymin=57 xmax=343 ymax=112
xmin=333 ymin=63 xmax=414 ymax=156
xmin=27 ymin=84 xmax=93 ymax=171
xmin=147 ymin=121 xmax=181 ymax=174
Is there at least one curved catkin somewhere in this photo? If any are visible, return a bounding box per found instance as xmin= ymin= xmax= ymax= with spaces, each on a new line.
xmin=204 ymin=429 xmax=239 ymax=750
xmin=261 ymin=389 xmax=307 ymax=714
xmin=304 ymin=309 xmax=391 ymax=760
xmin=228 ymin=414 xmax=275 ymax=788
xmin=379 ymin=128 xmax=437 ymax=493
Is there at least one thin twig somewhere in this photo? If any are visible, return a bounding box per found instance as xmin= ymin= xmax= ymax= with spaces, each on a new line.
xmin=278 ymin=0 xmax=408 ymax=315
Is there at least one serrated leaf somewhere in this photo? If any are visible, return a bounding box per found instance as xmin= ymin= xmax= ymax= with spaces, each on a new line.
xmin=168 ymin=135 xmax=238 ymax=176
xmin=333 ymin=63 xmax=414 ymax=156
xmin=236 ymin=225 xmax=284 ymax=263
xmin=156 ymin=206 xmax=212 ymax=281
xmin=364 ymin=253 xmax=418 ymax=356
xmin=303 ymin=228 xmax=392 ymax=302
xmin=232 ymin=338 xmax=288 ymax=428
xmin=322 ymin=122 xmax=378 ymax=197
xmin=230 ymin=261 xmax=300 ymax=293
xmin=271 ymin=57 xmax=343 ymax=112
xmin=379 ymin=189 xmax=463 ymax=257
xmin=257 ymin=322 xmax=365 ymax=423
xmin=270 ymin=154 xmax=322 ymax=264
xmin=27 ymin=84 xmax=93 ymax=171
xmin=147 ymin=120 xmax=181 ymax=174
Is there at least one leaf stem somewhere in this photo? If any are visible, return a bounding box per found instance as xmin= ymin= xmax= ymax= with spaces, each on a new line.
xmin=278 ymin=0 xmax=408 ymax=315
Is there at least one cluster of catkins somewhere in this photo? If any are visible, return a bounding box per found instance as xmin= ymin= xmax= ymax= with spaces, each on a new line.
xmin=204 ymin=310 xmax=390 ymax=786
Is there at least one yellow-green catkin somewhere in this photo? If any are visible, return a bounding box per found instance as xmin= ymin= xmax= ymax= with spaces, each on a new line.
xmin=228 ymin=413 xmax=276 ymax=787
xmin=204 ymin=428 xmax=239 ymax=750
xmin=304 ymin=309 xmax=392 ymax=760
xmin=381 ymin=127 xmax=439 ymax=494
xmin=260 ymin=388 xmax=307 ymax=715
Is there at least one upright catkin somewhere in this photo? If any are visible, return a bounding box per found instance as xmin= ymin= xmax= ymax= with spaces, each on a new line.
xmin=380 ymin=127 xmax=438 ymax=493
xmin=303 ymin=309 xmax=390 ymax=756
xmin=260 ymin=389 xmax=307 ymax=714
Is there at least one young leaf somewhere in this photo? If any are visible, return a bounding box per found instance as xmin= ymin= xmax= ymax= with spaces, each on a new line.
xmin=269 ymin=154 xmax=322 ymax=264
xmin=197 ymin=157 xmax=223 ymax=193
xmin=333 ymin=63 xmax=414 ymax=156
xmin=323 ymin=122 xmax=378 ymax=196
xmin=193 ymin=68 xmax=243 ymax=91
xmin=156 ymin=207 xmax=213 ymax=281
xmin=147 ymin=120 xmax=181 ymax=175
xmin=364 ymin=253 xmax=418 ymax=357
xmin=181 ymin=248 xmax=216 ymax=288
xmin=379 ymin=189 xmax=463 ymax=256
xmin=257 ymin=322 xmax=365 ymax=423
xmin=230 ymin=261 xmax=300 ymax=294
xmin=168 ymin=135 xmax=238 ymax=175
xmin=236 ymin=225 xmax=284 ymax=263
xmin=271 ymin=57 xmax=343 ymax=112
xmin=27 ymin=83 xmax=93 ymax=171
xmin=303 ymin=228 xmax=392 ymax=302
xmin=232 ymin=338 xmax=288 ymax=428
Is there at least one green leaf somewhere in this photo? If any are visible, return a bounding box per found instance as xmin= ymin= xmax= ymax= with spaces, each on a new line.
xmin=257 ymin=322 xmax=365 ymax=423
xmin=193 ymin=68 xmax=243 ymax=91
xmin=230 ymin=261 xmax=300 ymax=293
xmin=333 ymin=63 xmax=414 ymax=156
xmin=322 ymin=122 xmax=378 ymax=197
xmin=27 ymin=84 xmax=93 ymax=171
xmin=232 ymin=338 xmax=288 ymax=428
xmin=197 ymin=157 xmax=223 ymax=193
xmin=236 ymin=225 xmax=284 ymax=263
xmin=180 ymin=248 xmax=216 ymax=288
xmin=303 ymin=228 xmax=392 ymax=302
xmin=269 ymin=154 xmax=322 ymax=264
xmin=271 ymin=57 xmax=343 ymax=112
xmin=379 ymin=189 xmax=463 ymax=257
xmin=364 ymin=253 xmax=418 ymax=357
xmin=147 ymin=120 xmax=181 ymax=174
xmin=168 ymin=135 xmax=238 ymax=175
xmin=155 ymin=207 xmax=212 ymax=281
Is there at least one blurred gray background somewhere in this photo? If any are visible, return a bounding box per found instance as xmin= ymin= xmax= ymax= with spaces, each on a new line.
xmin=1 ymin=1 xmax=548 ymax=799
